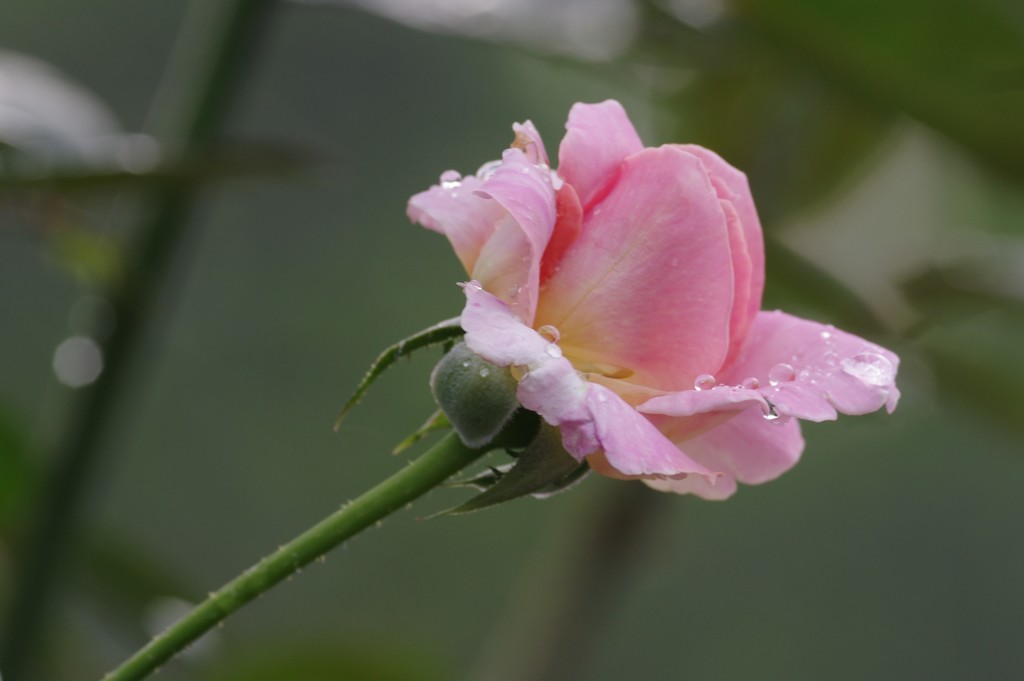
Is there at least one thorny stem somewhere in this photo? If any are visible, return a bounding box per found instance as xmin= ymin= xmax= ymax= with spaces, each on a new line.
xmin=102 ymin=433 xmax=486 ymax=681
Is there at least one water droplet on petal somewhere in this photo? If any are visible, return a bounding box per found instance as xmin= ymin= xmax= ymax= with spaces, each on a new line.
xmin=820 ymin=331 xmax=832 ymax=340
xmin=537 ymin=324 xmax=560 ymax=342
xmin=476 ymin=159 xmax=502 ymax=179
xmin=479 ymin=367 xmax=490 ymax=378
xmin=596 ymin=391 xmax=609 ymax=402
xmin=440 ymin=169 xmax=461 ymax=183
xmin=768 ymin=363 xmax=796 ymax=386
xmin=741 ymin=377 xmax=760 ymax=390
xmin=545 ymin=344 xmax=563 ymax=358
xmin=841 ymin=352 xmax=893 ymax=386
xmin=694 ymin=374 xmax=716 ymax=391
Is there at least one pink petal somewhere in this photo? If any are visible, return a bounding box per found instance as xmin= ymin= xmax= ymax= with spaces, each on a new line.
xmin=460 ymin=284 xmax=721 ymax=483
xmin=459 ymin=281 xmax=551 ymax=367
xmin=681 ymin=145 xmax=765 ymax=362
xmin=583 ymin=383 xmax=721 ymax=481
xmin=513 ymin=120 xmax=549 ymax=166
xmin=644 ymin=311 xmax=900 ymax=423
xmin=645 ymin=473 xmax=737 ymax=500
xmin=730 ymin=311 xmax=900 ymax=420
xmin=638 ymin=385 xmax=765 ymax=417
xmin=720 ymin=197 xmax=755 ymax=368
xmin=473 ymin=148 xmax=557 ymax=323
xmin=535 ymin=146 xmax=735 ymax=392
xmin=557 ymin=100 xmax=644 ymax=210
xmin=408 ymin=172 xmax=506 ymax=275
xmin=645 ymin=407 xmax=803 ymax=500
xmin=539 ymin=182 xmax=583 ymax=285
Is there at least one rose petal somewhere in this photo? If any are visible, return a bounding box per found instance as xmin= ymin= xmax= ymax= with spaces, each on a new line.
xmin=645 ymin=473 xmax=737 ymax=501
xmin=513 ymin=120 xmax=549 ymax=166
xmin=719 ymin=197 xmax=755 ymax=368
xmin=680 ymin=144 xmax=765 ymax=330
xmin=639 ymin=311 xmax=900 ymax=422
xmin=583 ymin=383 xmax=721 ymax=481
xmin=645 ymin=407 xmax=803 ymax=500
xmin=408 ymin=172 xmax=506 ymax=275
xmin=638 ymin=385 xmax=765 ymax=418
xmin=535 ymin=146 xmax=735 ymax=392
xmin=473 ymin=148 xmax=557 ymax=323
xmin=727 ymin=311 xmax=900 ymax=421
xmin=460 ymin=284 xmax=720 ymax=482
xmin=539 ymin=182 xmax=583 ymax=285
xmin=557 ymin=100 xmax=644 ymax=210
xmin=460 ymin=280 xmax=551 ymax=367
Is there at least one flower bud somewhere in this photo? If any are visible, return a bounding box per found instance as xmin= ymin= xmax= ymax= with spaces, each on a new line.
xmin=430 ymin=342 xmax=520 ymax=449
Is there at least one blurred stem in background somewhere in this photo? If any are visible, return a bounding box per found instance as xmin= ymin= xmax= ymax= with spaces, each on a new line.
xmin=472 ymin=481 xmax=671 ymax=681
xmin=0 ymin=1 xmax=276 ymax=678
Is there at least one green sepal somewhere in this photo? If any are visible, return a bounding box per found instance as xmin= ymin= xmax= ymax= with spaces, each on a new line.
xmin=334 ymin=317 xmax=464 ymax=430
xmin=430 ymin=342 xmax=519 ymax=449
xmin=392 ymin=410 xmax=451 ymax=455
xmin=441 ymin=424 xmax=589 ymax=516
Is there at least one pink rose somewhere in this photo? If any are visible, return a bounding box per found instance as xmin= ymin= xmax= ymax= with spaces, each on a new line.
xmin=409 ymin=100 xmax=899 ymax=499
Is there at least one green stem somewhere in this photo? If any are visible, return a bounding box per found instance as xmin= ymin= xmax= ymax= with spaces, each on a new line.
xmin=0 ymin=2 xmax=275 ymax=678
xmin=103 ymin=433 xmax=484 ymax=681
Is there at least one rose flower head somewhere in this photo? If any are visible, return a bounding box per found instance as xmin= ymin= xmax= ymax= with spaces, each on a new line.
xmin=409 ymin=100 xmax=899 ymax=500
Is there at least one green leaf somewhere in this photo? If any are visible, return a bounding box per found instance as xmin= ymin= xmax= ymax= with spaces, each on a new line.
xmin=392 ymin=409 xmax=451 ymax=455
xmin=442 ymin=424 xmax=589 ymax=515
xmin=731 ymin=0 xmax=1024 ymax=181
xmin=334 ymin=317 xmax=464 ymax=429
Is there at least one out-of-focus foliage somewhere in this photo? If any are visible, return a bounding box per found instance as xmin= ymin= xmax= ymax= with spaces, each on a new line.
xmin=732 ymin=0 xmax=1024 ymax=181
xmin=1 ymin=0 xmax=1023 ymax=680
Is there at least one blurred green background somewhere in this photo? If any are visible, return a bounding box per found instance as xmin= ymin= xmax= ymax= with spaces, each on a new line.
xmin=2 ymin=1 xmax=1023 ymax=680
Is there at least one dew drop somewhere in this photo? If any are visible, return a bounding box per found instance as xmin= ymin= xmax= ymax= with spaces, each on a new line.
xmin=741 ymin=377 xmax=760 ymax=390
xmin=768 ymin=363 xmax=796 ymax=386
xmin=820 ymin=330 xmax=832 ymax=340
xmin=461 ymin=360 xmax=471 ymax=368
xmin=476 ymin=159 xmax=502 ymax=179
xmin=694 ymin=374 xmax=716 ymax=391
xmin=478 ymin=367 xmax=491 ymax=378
xmin=545 ymin=344 xmax=563 ymax=358
xmin=537 ymin=324 xmax=561 ymax=342
xmin=841 ymin=352 xmax=893 ymax=387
